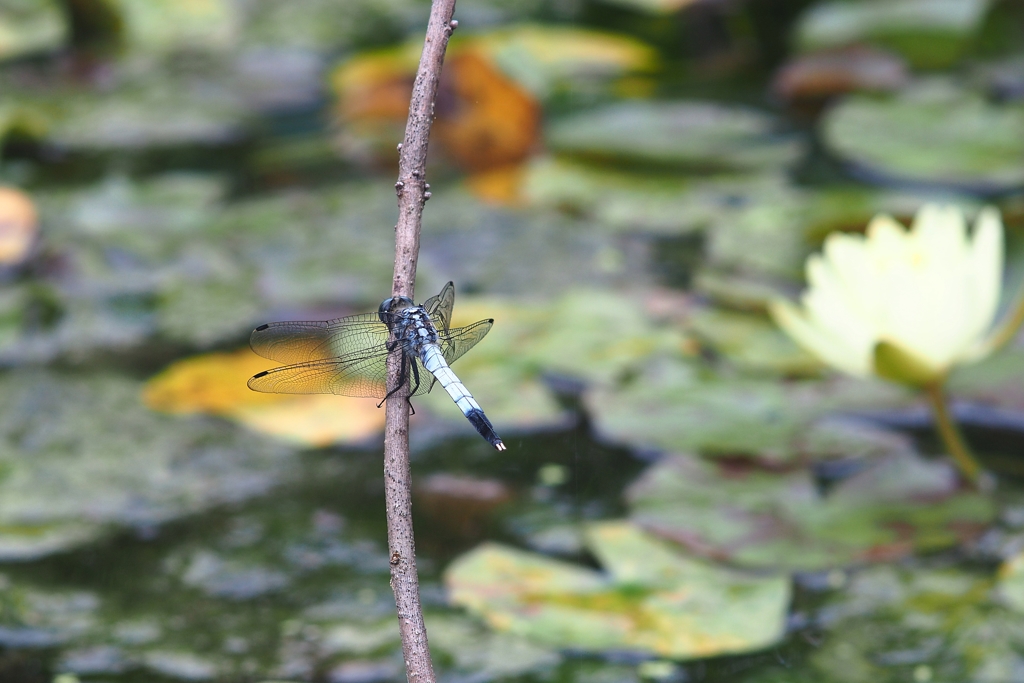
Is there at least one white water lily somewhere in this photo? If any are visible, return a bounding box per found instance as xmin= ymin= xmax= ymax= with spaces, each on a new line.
xmin=770 ymin=205 xmax=1006 ymax=387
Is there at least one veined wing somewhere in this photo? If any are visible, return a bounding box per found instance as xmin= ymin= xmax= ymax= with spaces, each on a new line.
xmin=248 ymin=346 xmax=391 ymax=398
xmin=248 ymin=345 xmax=438 ymax=399
xmin=249 ymin=312 xmax=387 ymax=366
xmin=422 ymin=281 xmax=455 ymax=336
xmin=438 ymin=318 xmax=493 ymax=366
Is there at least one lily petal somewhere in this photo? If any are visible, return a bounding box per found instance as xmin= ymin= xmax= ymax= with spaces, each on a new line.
xmin=768 ymin=298 xmax=871 ymax=377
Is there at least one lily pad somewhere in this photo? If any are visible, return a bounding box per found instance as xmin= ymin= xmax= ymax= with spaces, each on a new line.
xmin=821 ymin=79 xmax=1024 ymax=192
xmin=0 ymin=370 xmax=296 ymax=559
xmin=948 ymin=347 xmax=1024 ymax=411
xmin=113 ymin=0 xmax=240 ymax=54
xmin=522 ymin=157 xmax=719 ymax=235
xmin=445 ymin=520 xmax=790 ymax=659
xmin=687 ymin=307 xmax=823 ymax=375
xmin=0 ymin=0 xmax=67 ymax=62
xmin=48 ymin=79 xmax=248 ymax=151
xmin=794 ymin=0 xmax=992 ymax=69
xmin=418 ymin=288 xmax=682 ymax=435
xmin=586 ymin=356 xmax=911 ymax=464
xmin=546 ymin=101 xmax=803 ymax=172
xmin=467 ymin=25 xmax=657 ymax=101
xmin=143 ymin=348 xmax=387 ymax=448
xmin=591 ymin=0 xmax=699 ymax=15
xmin=12 ymin=175 xmax=405 ymax=358
xmin=627 ymin=452 xmax=995 ymax=571
xmin=1 ymin=58 xmax=251 ymax=151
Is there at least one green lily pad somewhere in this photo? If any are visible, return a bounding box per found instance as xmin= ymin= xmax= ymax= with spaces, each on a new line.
xmin=445 ymin=520 xmax=790 ymax=659
xmin=688 ymin=307 xmax=823 ymax=375
xmin=0 ymin=0 xmax=67 ymax=61
xmin=949 ymin=347 xmax=1024 ymax=410
xmin=586 ymin=356 xmax=911 ymax=464
xmin=821 ymin=80 xmax=1024 ymax=192
xmin=794 ymin=0 xmax=992 ymax=69
xmin=521 ymin=157 xmax=710 ymax=235
xmin=700 ymin=182 xmax=979 ymax=287
xmin=0 ymin=371 xmax=296 ymax=559
xmin=48 ymin=78 xmax=249 ymax=151
xmin=517 ymin=289 xmax=683 ymax=385
xmin=0 ymin=57 xmax=251 ymax=151
xmin=113 ymin=0 xmax=240 ymax=54
xmin=627 ymin=452 xmax=996 ymax=571
xmin=240 ymin=0 xmax=422 ymax=51
xmin=546 ymin=101 xmax=803 ymax=172
xmin=419 ymin=288 xmax=684 ymax=434
xmin=467 ymin=25 xmax=657 ymax=102
xmin=420 ymin=185 xmax=624 ymax=296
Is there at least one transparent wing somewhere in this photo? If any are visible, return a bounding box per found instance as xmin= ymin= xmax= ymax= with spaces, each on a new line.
xmin=421 ymin=318 xmax=493 ymax=393
xmin=247 ymin=347 xmax=390 ymax=398
xmin=248 ymin=346 xmax=436 ymax=399
xmin=249 ymin=312 xmax=388 ymax=365
xmin=439 ymin=319 xmax=493 ymax=366
xmin=422 ymin=281 xmax=455 ymax=336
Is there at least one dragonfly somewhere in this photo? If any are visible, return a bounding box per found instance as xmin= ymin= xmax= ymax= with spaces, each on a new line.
xmin=247 ymin=281 xmax=506 ymax=451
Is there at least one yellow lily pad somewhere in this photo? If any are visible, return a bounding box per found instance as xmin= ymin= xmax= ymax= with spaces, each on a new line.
xmin=143 ymin=348 xmax=385 ymax=447
xmin=445 ymin=520 xmax=789 ymax=659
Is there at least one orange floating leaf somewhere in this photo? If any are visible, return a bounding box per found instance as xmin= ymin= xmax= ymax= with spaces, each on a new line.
xmin=144 ymin=348 xmax=385 ymax=447
xmin=0 ymin=186 xmax=38 ymax=265
xmin=434 ymin=50 xmax=540 ymax=173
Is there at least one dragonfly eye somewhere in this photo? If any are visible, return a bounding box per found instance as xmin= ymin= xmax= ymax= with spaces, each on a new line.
xmin=378 ymin=295 xmax=414 ymax=322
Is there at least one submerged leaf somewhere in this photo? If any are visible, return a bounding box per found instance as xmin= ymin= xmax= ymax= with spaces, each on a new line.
xmin=809 ymin=563 xmax=1024 ymax=682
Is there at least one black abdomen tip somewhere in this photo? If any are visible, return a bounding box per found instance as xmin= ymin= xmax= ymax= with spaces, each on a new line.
xmin=465 ymin=408 xmax=505 ymax=451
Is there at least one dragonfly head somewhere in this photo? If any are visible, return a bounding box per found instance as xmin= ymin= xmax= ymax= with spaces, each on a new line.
xmin=378 ymin=295 xmax=415 ymax=322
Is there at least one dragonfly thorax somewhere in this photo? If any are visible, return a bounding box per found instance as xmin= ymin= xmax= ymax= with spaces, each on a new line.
xmin=389 ymin=306 xmax=439 ymax=354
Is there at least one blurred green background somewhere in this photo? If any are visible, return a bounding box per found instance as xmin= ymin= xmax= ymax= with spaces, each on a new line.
xmin=1 ymin=0 xmax=1024 ymax=681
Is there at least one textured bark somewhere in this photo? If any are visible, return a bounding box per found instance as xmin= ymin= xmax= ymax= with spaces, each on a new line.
xmin=383 ymin=2 xmax=457 ymax=681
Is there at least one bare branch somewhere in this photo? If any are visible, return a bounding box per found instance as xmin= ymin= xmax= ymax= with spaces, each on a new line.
xmin=383 ymin=2 xmax=457 ymax=681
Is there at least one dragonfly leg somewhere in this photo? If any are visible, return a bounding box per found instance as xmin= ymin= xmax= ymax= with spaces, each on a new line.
xmin=378 ymin=350 xmax=410 ymax=408
xmin=409 ymin=358 xmax=421 ymax=396
xmin=406 ymin=358 xmax=421 ymax=415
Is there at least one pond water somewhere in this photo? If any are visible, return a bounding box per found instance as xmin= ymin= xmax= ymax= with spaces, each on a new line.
xmin=1 ymin=0 xmax=1024 ymax=682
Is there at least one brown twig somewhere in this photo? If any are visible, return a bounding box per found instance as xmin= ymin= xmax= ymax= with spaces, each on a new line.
xmin=383 ymin=1 xmax=457 ymax=681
